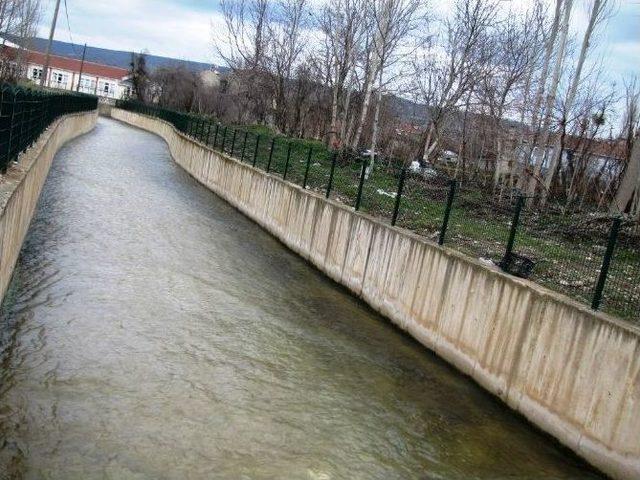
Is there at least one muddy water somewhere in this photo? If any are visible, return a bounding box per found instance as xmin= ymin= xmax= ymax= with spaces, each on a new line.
xmin=0 ymin=118 xmax=603 ymax=479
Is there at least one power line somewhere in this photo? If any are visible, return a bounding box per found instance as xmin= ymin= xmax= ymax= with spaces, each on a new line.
xmin=62 ymin=0 xmax=81 ymax=57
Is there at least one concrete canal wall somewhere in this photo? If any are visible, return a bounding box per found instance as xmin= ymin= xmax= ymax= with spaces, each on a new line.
xmin=111 ymin=108 xmax=640 ymax=480
xmin=0 ymin=111 xmax=97 ymax=303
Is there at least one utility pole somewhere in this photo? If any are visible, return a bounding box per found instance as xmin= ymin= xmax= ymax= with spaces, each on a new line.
xmin=41 ymin=0 xmax=62 ymax=88
xmin=76 ymin=43 xmax=87 ymax=92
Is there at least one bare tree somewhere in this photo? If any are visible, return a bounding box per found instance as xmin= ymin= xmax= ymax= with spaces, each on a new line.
xmin=151 ymin=65 xmax=199 ymax=112
xmin=478 ymin=3 xmax=545 ymax=190
xmin=318 ymin=0 xmax=367 ymax=148
xmin=541 ymin=0 xmax=616 ymax=205
xmin=611 ymin=77 xmax=640 ymax=216
xmin=218 ymin=0 xmax=270 ymax=70
xmin=363 ymin=0 xmax=423 ymax=175
xmin=208 ymin=0 xmax=633 ymax=219
xmin=264 ymin=0 xmax=308 ymax=132
xmin=526 ymin=0 xmax=563 ymax=155
xmin=0 ymin=0 xmax=40 ymax=42
xmin=218 ymin=0 xmax=274 ymax=123
xmin=560 ymin=79 xmax=617 ymax=209
xmin=506 ymin=0 xmax=547 ymax=192
xmin=0 ymin=0 xmax=41 ymax=81
xmin=526 ymin=0 xmax=572 ymax=198
xmin=410 ymin=0 xmax=497 ymax=163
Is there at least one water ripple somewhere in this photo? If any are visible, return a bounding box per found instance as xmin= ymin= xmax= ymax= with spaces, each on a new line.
xmin=0 ymin=118 xmax=603 ymax=480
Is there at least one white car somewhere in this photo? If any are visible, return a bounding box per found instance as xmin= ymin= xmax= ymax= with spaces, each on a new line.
xmin=409 ymin=160 xmax=438 ymax=178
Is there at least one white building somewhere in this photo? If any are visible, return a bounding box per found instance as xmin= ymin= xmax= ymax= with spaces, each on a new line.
xmin=3 ymin=44 xmax=132 ymax=99
xmin=200 ymin=67 xmax=222 ymax=88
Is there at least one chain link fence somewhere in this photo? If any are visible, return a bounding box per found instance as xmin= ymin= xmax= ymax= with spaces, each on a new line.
xmin=116 ymin=100 xmax=640 ymax=323
xmin=0 ymin=84 xmax=98 ymax=173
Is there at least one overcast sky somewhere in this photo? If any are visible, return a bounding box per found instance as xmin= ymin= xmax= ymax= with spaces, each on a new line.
xmin=39 ymin=0 xmax=639 ymax=80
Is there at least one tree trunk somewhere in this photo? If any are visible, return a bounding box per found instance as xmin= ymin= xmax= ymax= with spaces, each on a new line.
xmin=526 ymin=0 xmax=572 ymax=199
xmin=328 ymin=80 xmax=340 ymax=148
xmin=541 ymin=0 xmax=602 ymax=206
xmin=367 ymin=70 xmax=384 ymax=179
xmin=494 ymin=137 xmax=503 ymax=189
xmin=528 ymin=0 xmax=563 ymax=146
xmin=352 ymin=58 xmax=378 ymax=150
xmin=611 ymin=136 xmax=640 ymax=215
xmin=421 ymin=121 xmax=439 ymax=163
xmin=339 ymin=84 xmax=353 ymax=146
xmin=513 ymin=68 xmax=534 ymax=192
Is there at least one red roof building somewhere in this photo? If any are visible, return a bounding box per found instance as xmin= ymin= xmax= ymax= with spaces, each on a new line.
xmin=1 ymin=44 xmax=131 ymax=99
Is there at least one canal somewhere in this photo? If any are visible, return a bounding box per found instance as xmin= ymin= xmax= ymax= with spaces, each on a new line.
xmin=0 ymin=118 xmax=603 ymax=479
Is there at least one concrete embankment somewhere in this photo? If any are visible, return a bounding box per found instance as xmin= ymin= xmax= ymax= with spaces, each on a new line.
xmin=0 ymin=110 xmax=98 ymax=302
xmin=110 ymin=108 xmax=640 ymax=480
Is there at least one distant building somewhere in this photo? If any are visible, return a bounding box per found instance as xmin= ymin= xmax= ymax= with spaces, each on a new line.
xmin=1 ymin=44 xmax=132 ymax=99
xmin=199 ymin=67 xmax=221 ymax=88
xmin=514 ymin=133 xmax=627 ymax=180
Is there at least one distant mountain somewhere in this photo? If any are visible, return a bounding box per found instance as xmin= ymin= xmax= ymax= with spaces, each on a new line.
xmin=390 ymin=95 xmax=430 ymax=124
xmin=4 ymin=34 xmax=228 ymax=73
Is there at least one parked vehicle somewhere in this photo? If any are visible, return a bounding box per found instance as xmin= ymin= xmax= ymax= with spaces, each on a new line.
xmin=408 ymin=159 xmax=438 ymax=178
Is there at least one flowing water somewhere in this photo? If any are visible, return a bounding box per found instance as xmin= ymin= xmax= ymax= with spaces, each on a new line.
xmin=0 ymin=118 xmax=604 ymax=479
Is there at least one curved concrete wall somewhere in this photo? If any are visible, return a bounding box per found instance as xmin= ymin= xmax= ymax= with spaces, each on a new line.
xmin=111 ymin=108 xmax=640 ymax=480
xmin=0 ymin=110 xmax=98 ymax=302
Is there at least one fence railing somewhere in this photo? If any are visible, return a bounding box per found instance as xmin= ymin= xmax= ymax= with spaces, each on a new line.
xmin=115 ymin=100 xmax=640 ymax=322
xmin=0 ymin=84 xmax=98 ymax=173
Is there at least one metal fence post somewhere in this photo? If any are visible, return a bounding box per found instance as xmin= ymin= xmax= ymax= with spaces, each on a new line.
xmin=6 ymin=89 xmax=16 ymax=170
xmin=355 ymin=159 xmax=367 ymax=211
xmin=221 ymin=126 xmax=228 ymax=152
xmin=303 ymin=146 xmax=313 ymax=189
xmin=499 ymin=193 xmax=525 ymax=268
xmin=197 ymin=119 xmax=204 ymax=140
xmin=253 ymin=135 xmax=261 ymax=167
xmin=206 ymin=122 xmax=212 ymax=145
xmin=438 ymin=179 xmax=457 ymax=245
xmin=283 ymin=142 xmax=292 ymax=180
xmin=266 ymin=137 xmax=276 ymax=172
xmin=213 ymin=124 xmax=219 ymax=148
xmin=326 ymin=152 xmax=338 ymax=198
xmin=592 ymin=217 xmax=622 ymax=310
xmin=182 ymin=115 xmax=188 ymax=134
xmin=241 ymin=131 xmax=248 ymax=161
xmin=230 ymin=129 xmax=237 ymax=156
xmin=16 ymin=89 xmax=24 ymax=158
xmin=391 ymin=167 xmax=407 ymax=226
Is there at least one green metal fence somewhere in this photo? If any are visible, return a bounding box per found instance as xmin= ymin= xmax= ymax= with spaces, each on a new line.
xmin=0 ymin=84 xmax=98 ymax=173
xmin=115 ymin=100 xmax=640 ymax=322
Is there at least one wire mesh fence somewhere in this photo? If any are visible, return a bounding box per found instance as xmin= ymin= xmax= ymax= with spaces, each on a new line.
xmin=357 ymin=160 xmax=400 ymax=219
xmin=394 ymin=169 xmax=451 ymax=242
xmin=595 ymin=220 xmax=640 ymax=318
xmin=115 ymin=99 xmax=640 ymax=323
xmin=447 ymin=182 xmax=516 ymax=262
xmin=510 ymin=202 xmax=606 ymax=306
xmin=0 ymin=83 xmax=98 ymax=173
xmin=327 ymin=150 xmax=364 ymax=207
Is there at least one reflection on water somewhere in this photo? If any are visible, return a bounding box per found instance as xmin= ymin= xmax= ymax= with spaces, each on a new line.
xmin=0 ymin=118 xmax=603 ymax=479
